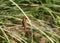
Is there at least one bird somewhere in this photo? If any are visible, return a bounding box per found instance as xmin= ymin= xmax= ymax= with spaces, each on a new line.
xmin=22 ymin=16 xmax=27 ymax=30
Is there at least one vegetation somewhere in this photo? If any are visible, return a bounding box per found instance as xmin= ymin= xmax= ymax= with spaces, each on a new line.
xmin=0 ymin=0 xmax=60 ymax=43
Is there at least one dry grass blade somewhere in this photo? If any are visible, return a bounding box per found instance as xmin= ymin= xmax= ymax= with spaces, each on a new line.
xmin=0 ymin=27 xmax=10 ymax=43
xmin=9 ymin=0 xmax=55 ymax=43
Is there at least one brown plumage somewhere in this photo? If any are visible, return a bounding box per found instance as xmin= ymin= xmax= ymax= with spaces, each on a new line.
xmin=22 ymin=16 xmax=27 ymax=30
